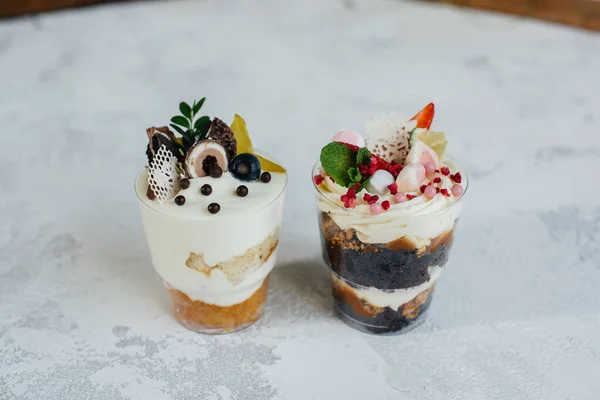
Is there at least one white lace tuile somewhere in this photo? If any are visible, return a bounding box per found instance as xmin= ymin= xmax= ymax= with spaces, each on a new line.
xmin=365 ymin=113 xmax=416 ymax=165
xmin=148 ymin=145 xmax=180 ymax=203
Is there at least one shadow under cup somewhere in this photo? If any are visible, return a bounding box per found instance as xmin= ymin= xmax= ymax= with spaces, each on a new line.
xmin=313 ymin=163 xmax=466 ymax=335
xmin=135 ymin=170 xmax=286 ymax=334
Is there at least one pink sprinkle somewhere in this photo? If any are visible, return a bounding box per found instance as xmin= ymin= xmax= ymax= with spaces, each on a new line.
xmin=424 ymin=186 xmax=437 ymax=198
xmin=423 ymin=162 xmax=436 ymax=175
xmin=451 ymin=184 xmax=464 ymax=197
xmin=381 ymin=200 xmax=390 ymax=210
xmin=395 ymin=193 xmax=407 ymax=203
xmin=370 ymin=203 xmax=383 ymax=215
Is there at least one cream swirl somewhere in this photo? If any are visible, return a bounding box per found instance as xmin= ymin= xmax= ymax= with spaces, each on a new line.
xmin=315 ymin=163 xmax=464 ymax=248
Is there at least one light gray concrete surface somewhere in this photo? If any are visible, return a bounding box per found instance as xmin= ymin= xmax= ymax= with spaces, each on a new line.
xmin=1 ymin=0 xmax=599 ymax=399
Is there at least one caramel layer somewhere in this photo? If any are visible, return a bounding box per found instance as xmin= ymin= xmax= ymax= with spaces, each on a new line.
xmin=169 ymin=275 xmax=270 ymax=332
xmin=320 ymin=212 xmax=453 ymax=255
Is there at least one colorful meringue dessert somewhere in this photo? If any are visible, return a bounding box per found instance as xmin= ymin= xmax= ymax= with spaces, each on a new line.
xmin=313 ymin=103 xmax=466 ymax=334
xmin=135 ymin=98 xmax=286 ymax=334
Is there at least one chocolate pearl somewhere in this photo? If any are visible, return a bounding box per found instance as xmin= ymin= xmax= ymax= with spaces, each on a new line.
xmin=210 ymin=166 xmax=223 ymax=178
xmin=200 ymin=184 xmax=212 ymax=196
xmin=236 ymin=185 xmax=249 ymax=197
xmin=175 ymin=195 xmax=186 ymax=206
xmin=179 ymin=178 xmax=190 ymax=190
xmin=260 ymin=172 xmax=271 ymax=183
xmin=207 ymin=203 xmax=220 ymax=214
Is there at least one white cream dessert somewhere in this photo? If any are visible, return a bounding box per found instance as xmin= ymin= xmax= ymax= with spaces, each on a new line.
xmin=136 ymin=98 xmax=286 ymax=334
xmin=136 ymin=169 xmax=285 ymax=305
xmin=314 ymin=103 xmax=466 ymax=334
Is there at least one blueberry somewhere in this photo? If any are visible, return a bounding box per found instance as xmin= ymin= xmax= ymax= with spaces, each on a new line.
xmin=230 ymin=153 xmax=261 ymax=182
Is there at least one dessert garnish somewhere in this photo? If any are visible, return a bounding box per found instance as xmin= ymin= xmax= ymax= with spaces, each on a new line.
xmin=143 ymin=97 xmax=286 ymax=212
xmin=184 ymin=140 xmax=229 ymax=178
xmin=236 ymin=185 xmax=249 ymax=197
xmin=209 ymin=165 xmax=223 ymax=178
xmin=169 ymin=99 xmax=211 ymax=154
xmin=200 ymin=184 xmax=212 ymax=196
xmin=318 ymin=103 xmax=464 ymax=212
xmin=313 ymin=175 xmax=325 ymax=186
xmin=206 ymin=118 xmax=237 ymax=161
xmin=365 ymin=170 xmax=394 ymax=195
xmin=208 ymin=203 xmax=221 ymax=214
xmin=180 ymin=178 xmax=190 ymax=190
xmin=147 ymin=144 xmax=180 ymax=203
xmin=146 ymin=127 xmax=182 ymax=164
xmin=230 ymin=115 xmax=286 ymax=173
xmin=230 ymin=153 xmax=261 ymax=182
xmin=260 ymin=172 xmax=271 ymax=183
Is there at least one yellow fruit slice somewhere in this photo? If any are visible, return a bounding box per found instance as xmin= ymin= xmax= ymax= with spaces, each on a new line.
xmin=410 ymin=129 xmax=448 ymax=160
xmin=230 ymin=114 xmax=254 ymax=154
xmin=230 ymin=114 xmax=286 ymax=173
xmin=256 ymin=154 xmax=287 ymax=173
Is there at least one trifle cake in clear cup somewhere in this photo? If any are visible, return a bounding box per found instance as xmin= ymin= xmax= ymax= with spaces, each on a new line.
xmin=313 ymin=103 xmax=467 ymax=334
xmin=135 ymin=98 xmax=286 ymax=334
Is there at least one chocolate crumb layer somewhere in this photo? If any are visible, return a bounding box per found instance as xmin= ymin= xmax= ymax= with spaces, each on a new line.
xmin=319 ymin=212 xmax=453 ymax=289
xmin=169 ymin=275 xmax=270 ymax=333
xmin=332 ymin=277 xmax=434 ymax=334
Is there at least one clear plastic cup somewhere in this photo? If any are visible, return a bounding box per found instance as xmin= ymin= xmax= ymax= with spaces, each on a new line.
xmin=313 ymin=162 xmax=466 ymax=334
xmin=135 ymin=168 xmax=286 ymax=334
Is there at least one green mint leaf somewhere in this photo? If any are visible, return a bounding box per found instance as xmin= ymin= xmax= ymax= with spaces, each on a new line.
xmin=174 ymin=140 xmax=186 ymax=152
xmin=348 ymin=167 xmax=362 ymax=183
xmin=182 ymin=135 xmax=193 ymax=150
xmin=186 ymin=129 xmax=196 ymax=139
xmin=169 ymin=124 xmax=186 ymax=137
xmin=179 ymin=102 xmax=192 ymax=119
xmin=194 ymin=116 xmax=211 ymax=137
xmin=320 ymin=142 xmax=357 ymax=187
xmin=356 ymin=147 xmax=371 ymax=165
xmin=193 ymin=98 xmax=205 ymax=115
xmin=358 ymin=177 xmax=370 ymax=192
xmin=171 ymin=116 xmax=190 ymax=128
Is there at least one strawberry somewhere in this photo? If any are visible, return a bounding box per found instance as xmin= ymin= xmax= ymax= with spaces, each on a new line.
xmin=410 ymin=103 xmax=435 ymax=130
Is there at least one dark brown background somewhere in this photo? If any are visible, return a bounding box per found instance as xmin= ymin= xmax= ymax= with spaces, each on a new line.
xmin=0 ymin=0 xmax=119 ymax=18
xmin=1 ymin=0 xmax=599 ymax=31
xmin=426 ymin=0 xmax=600 ymax=31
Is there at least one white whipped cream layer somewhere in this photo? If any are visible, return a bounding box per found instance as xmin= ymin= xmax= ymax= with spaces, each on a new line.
xmin=136 ymin=169 xmax=286 ymax=306
xmin=335 ymin=266 xmax=443 ymax=310
xmin=163 ymin=253 xmax=276 ymax=307
xmin=316 ymin=164 xmax=464 ymax=248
